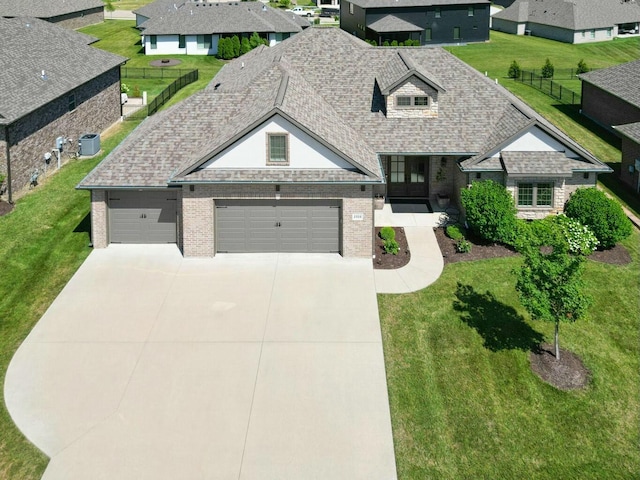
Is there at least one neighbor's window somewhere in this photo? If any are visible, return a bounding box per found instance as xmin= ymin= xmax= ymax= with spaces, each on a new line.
xmin=607 ymin=28 xmax=612 ymax=37
xmin=435 ymin=7 xmax=441 ymax=18
xmin=349 ymin=2 xmax=354 ymax=14
xmin=197 ymin=34 xmax=212 ymax=50
xmin=150 ymin=35 xmax=157 ymax=49
xmin=453 ymin=27 xmax=461 ymax=40
xmin=178 ymin=35 xmax=186 ymax=49
xmin=267 ymin=133 xmax=289 ymax=165
xmin=425 ymin=28 xmax=432 ymax=41
xmin=68 ymin=94 xmax=76 ymax=111
xmin=518 ymin=182 xmax=553 ymax=207
xmin=468 ymin=6 xmax=474 ymax=16
xmin=590 ymin=29 xmax=595 ymax=38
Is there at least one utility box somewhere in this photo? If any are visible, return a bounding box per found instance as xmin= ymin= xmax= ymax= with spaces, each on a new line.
xmin=79 ymin=134 xmax=100 ymax=156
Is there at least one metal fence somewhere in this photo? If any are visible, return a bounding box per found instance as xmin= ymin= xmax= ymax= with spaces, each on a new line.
xmin=515 ymin=69 xmax=582 ymax=105
xmin=121 ymin=67 xmax=197 ymax=79
xmin=124 ymin=69 xmax=199 ymax=121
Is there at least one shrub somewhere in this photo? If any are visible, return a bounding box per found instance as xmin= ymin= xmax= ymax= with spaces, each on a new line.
xmin=508 ymin=60 xmax=521 ymax=79
xmin=564 ymin=188 xmax=632 ymax=249
xmin=382 ymin=40 xmax=390 ymax=47
xmin=249 ymin=32 xmax=262 ymax=49
xmin=380 ymin=226 xmax=396 ymax=241
xmin=391 ymin=40 xmax=398 ymax=47
xmin=120 ymin=83 xmax=130 ymax=94
xmin=231 ymin=35 xmax=241 ymax=58
xmin=384 ymin=239 xmax=400 ymax=255
xmin=313 ymin=17 xmax=320 ymax=25
xmin=240 ymin=37 xmax=251 ymax=55
xmin=548 ymin=214 xmax=598 ymax=255
xmin=456 ymin=239 xmax=472 ymax=253
xmin=576 ymin=59 xmax=589 ymax=75
xmin=541 ymin=58 xmax=554 ymax=78
xmin=446 ymin=224 xmax=465 ymax=241
xmin=460 ymin=180 xmax=518 ymax=244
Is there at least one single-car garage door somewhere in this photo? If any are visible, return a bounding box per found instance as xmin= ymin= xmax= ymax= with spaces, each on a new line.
xmin=215 ymin=200 xmax=340 ymax=253
xmin=109 ymin=190 xmax=177 ymax=244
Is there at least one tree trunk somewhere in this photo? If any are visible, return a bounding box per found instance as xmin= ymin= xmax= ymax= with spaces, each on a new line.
xmin=554 ymin=321 xmax=560 ymax=360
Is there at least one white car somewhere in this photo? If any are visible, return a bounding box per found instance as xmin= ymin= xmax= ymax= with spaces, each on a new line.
xmin=287 ymin=6 xmax=314 ymax=17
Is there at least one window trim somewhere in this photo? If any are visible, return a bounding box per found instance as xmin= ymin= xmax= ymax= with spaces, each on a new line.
xmin=434 ymin=7 xmax=441 ymax=18
xmin=197 ymin=34 xmax=212 ymax=50
xmin=349 ymin=2 xmax=354 ymax=14
xmin=178 ymin=34 xmax=186 ymax=49
xmin=453 ymin=26 xmax=461 ymax=40
xmin=468 ymin=6 xmax=474 ymax=16
xmin=149 ymin=35 xmax=157 ymax=50
xmin=517 ymin=182 xmax=554 ymax=208
xmin=266 ymin=133 xmax=290 ymax=166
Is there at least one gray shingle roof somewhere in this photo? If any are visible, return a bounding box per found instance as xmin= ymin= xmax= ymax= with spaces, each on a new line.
xmin=0 ymin=0 xmax=103 ymax=18
xmin=0 ymin=17 xmax=127 ymax=125
xmin=579 ymin=59 xmax=640 ymax=109
xmin=367 ymin=14 xmax=424 ymax=33
xmin=79 ymin=27 xmax=609 ymax=188
xmin=615 ymin=121 xmax=640 ymax=143
xmin=493 ymin=0 xmax=640 ymax=30
xmin=501 ymin=151 xmax=593 ymax=177
xmin=350 ymin=0 xmax=489 ymax=9
xmin=138 ymin=2 xmax=306 ymax=35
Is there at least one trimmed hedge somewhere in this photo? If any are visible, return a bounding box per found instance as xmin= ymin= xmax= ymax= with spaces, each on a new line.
xmin=460 ymin=180 xmax=518 ymax=245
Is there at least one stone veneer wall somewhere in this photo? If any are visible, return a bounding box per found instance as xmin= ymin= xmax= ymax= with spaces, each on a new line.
xmin=181 ymin=183 xmax=373 ymax=258
xmin=387 ymin=78 xmax=439 ymax=119
xmin=49 ymin=8 xmax=104 ymax=29
xmin=3 ymin=68 xmax=121 ymax=200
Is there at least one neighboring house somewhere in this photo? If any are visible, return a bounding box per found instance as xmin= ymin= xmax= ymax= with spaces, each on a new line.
xmin=136 ymin=0 xmax=308 ymax=55
xmin=0 ymin=17 xmax=126 ymax=202
xmin=78 ymin=28 xmax=610 ymax=258
xmin=340 ymin=0 xmax=490 ymax=46
xmin=579 ymin=60 xmax=640 ymax=193
xmin=0 ymin=0 xmax=104 ymax=29
xmin=318 ymin=0 xmax=340 ymax=13
xmin=492 ymin=0 xmax=640 ymax=43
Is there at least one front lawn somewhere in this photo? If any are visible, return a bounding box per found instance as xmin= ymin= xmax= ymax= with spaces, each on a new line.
xmin=379 ymin=232 xmax=640 ymax=478
xmin=0 ymin=122 xmax=139 ymax=479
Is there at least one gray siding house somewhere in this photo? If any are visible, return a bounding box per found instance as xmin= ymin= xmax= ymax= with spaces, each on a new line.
xmin=78 ymin=28 xmax=610 ymax=258
xmin=0 ymin=0 xmax=104 ymax=29
xmin=0 ymin=18 xmax=126 ymax=201
xmin=492 ymin=0 xmax=640 ymax=43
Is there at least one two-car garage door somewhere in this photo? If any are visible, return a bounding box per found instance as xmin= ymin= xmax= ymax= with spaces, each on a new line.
xmin=109 ymin=190 xmax=177 ymax=244
xmin=215 ymin=200 xmax=341 ymax=253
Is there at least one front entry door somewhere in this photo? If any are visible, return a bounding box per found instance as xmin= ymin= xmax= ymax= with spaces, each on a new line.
xmin=387 ymin=155 xmax=428 ymax=197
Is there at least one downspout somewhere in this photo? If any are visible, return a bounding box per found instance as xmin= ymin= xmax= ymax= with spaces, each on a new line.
xmin=4 ymin=124 xmax=12 ymax=204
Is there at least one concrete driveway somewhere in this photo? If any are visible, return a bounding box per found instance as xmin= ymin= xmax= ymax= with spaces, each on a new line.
xmin=5 ymin=246 xmax=397 ymax=479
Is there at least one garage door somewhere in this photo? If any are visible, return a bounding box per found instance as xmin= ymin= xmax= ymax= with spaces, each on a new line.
xmin=109 ymin=190 xmax=177 ymax=244
xmin=215 ymin=200 xmax=340 ymax=253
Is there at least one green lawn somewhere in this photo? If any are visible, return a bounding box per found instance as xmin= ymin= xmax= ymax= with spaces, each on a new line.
xmin=80 ymin=20 xmax=224 ymax=109
xmin=0 ymin=122 xmax=140 ymax=480
xmin=446 ymin=32 xmax=640 ymax=217
xmin=379 ymin=234 xmax=640 ymax=479
xmin=102 ymin=0 xmax=154 ymax=11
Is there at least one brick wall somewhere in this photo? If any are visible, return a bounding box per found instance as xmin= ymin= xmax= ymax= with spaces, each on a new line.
xmin=0 ymin=127 xmax=6 ymax=194
xmin=91 ymin=189 xmax=108 ymax=248
xmin=429 ymin=155 xmax=458 ymax=199
xmin=3 ymin=68 xmax=121 ymax=200
xmin=620 ymin=136 xmax=640 ymax=192
xmin=581 ymin=82 xmax=640 ymax=131
xmin=49 ymin=8 xmax=104 ymax=29
xmin=181 ymin=183 xmax=372 ymax=258
xmin=387 ymin=78 xmax=439 ymax=119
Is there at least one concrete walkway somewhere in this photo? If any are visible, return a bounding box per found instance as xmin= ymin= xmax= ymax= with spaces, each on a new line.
xmin=374 ymin=203 xmax=448 ymax=294
xmin=5 ymin=247 xmax=397 ymax=480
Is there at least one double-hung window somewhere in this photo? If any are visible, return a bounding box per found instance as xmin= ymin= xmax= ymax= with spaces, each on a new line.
xmin=518 ymin=182 xmax=553 ymax=207
xmin=150 ymin=35 xmax=157 ymax=50
xmin=267 ymin=133 xmax=289 ymax=165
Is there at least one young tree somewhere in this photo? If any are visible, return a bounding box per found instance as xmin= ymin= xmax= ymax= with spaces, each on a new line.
xmin=508 ymin=60 xmax=521 ymax=79
xmin=104 ymin=0 xmax=116 ymax=18
xmin=231 ymin=35 xmax=241 ymax=58
xmin=576 ymin=59 xmax=589 ymax=75
xmin=515 ymin=239 xmax=591 ymax=360
xmin=541 ymin=58 xmax=554 ymax=78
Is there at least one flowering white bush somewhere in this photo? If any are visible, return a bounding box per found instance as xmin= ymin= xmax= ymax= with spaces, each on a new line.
xmin=552 ymin=214 xmax=598 ymax=255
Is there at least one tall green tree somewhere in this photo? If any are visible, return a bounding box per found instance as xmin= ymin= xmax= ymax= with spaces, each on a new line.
xmin=515 ymin=239 xmax=591 ymax=360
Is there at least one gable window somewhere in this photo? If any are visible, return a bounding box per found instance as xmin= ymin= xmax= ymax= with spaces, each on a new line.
xmin=518 ymin=182 xmax=553 ymax=207
xmin=68 ymin=94 xmax=76 ymax=111
xmin=414 ymin=96 xmax=429 ymax=106
xmin=197 ymin=34 xmax=212 ymax=50
xmin=453 ymin=27 xmax=461 ymax=40
xmin=396 ymin=96 xmax=411 ymax=107
xmin=267 ymin=133 xmax=289 ymax=165
xmin=468 ymin=6 xmax=474 ymax=16
xmin=435 ymin=7 xmax=441 ymax=18
xmin=178 ymin=35 xmax=186 ymax=49
xmin=150 ymin=35 xmax=157 ymax=50
xmin=396 ymin=95 xmax=430 ymax=108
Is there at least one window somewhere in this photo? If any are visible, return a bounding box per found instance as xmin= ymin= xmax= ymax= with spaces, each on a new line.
xmin=349 ymin=2 xmax=353 ymax=14
xmin=390 ymin=156 xmax=405 ymax=182
xmin=582 ymin=31 xmax=586 ymax=38
xmin=178 ymin=35 xmax=186 ymax=49
xmin=590 ymin=29 xmax=595 ymax=38
xmin=68 ymin=94 xmax=76 ymax=112
xmin=607 ymin=28 xmax=612 ymax=37
xmin=453 ymin=27 xmax=461 ymax=40
xmin=435 ymin=7 xmax=441 ymax=18
xmin=468 ymin=6 xmax=474 ymax=16
xmin=414 ymin=96 xmax=429 ymax=106
xmin=518 ymin=183 xmax=553 ymax=207
xmin=150 ymin=35 xmax=157 ymax=50
xmin=425 ymin=28 xmax=432 ymax=41
xmin=197 ymin=34 xmax=212 ymax=50
xmin=396 ymin=96 xmax=411 ymax=107
xmin=396 ymin=95 xmax=430 ymax=108
xmin=267 ymin=133 xmax=289 ymax=165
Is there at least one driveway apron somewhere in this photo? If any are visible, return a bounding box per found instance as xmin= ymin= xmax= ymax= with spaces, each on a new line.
xmin=4 ymin=245 xmax=397 ymax=480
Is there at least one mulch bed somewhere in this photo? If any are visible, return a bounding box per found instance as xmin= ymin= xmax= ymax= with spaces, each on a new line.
xmin=530 ymin=344 xmax=591 ymax=390
xmin=0 ymin=200 xmax=13 ymax=216
xmin=588 ymin=243 xmax=632 ymax=265
xmin=373 ymin=227 xmax=411 ymax=269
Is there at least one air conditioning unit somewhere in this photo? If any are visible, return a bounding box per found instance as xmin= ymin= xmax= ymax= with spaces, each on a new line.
xmin=79 ymin=134 xmax=100 ymax=156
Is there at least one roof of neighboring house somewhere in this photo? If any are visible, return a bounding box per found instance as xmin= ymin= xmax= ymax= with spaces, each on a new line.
xmin=78 ymin=27 xmax=609 ymax=189
xmin=367 ymin=13 xmax=424 ymax=32
xmin=615 ymin=121 xmax=640 ymax=143
xmin=137 ymin=1 xmax=307 ymax=35
xmin=0 ymin=0 xmax=104 ymax=18
xmin=0 ymin=17 xmax=127 ymax=125
xmin=349 ymin=0 xmax=489 ymax=9
xmin=493 ymin=0 xmax=640 ymax=30
xmin=579 ymin=59 xmax=640 ymax=109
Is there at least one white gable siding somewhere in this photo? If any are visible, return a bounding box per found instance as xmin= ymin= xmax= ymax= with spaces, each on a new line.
xmin=204 ymin=115 xmax=355 ymax=170
xmin=496 ymin=126 xmax=578 ymax=157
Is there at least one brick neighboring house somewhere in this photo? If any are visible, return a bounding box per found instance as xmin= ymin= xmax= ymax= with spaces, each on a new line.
xmin=579 ymin=60 xmax=640 ymax=194
xmin=0 ymin=0 xmax=104 ymax=29
xmin=340 ymin=0 xmax=490 ymax=46
xmin=135 ymin=0 xmax=309 ymax=56
xmin=77 ymin=28 xmax=610 ymax=258
xmin=0 ymin=17 xmax=126 ymax=202
xmin=492 ymin=0 xmax=640 ymax=43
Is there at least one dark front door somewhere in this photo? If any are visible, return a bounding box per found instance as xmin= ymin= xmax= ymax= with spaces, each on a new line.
xmin=386 ymin=155 xmax=428 ymax=197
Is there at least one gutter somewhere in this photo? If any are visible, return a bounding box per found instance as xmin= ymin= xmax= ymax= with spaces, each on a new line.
xmin=3 ymin=124 xmax=11 ymax=204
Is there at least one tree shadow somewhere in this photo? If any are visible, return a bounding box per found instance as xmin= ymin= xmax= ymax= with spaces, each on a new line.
xmin=73 ymin=213 xmax=91 ymax=235
xmin=453 ymin=283 xmax=544 ymax=352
